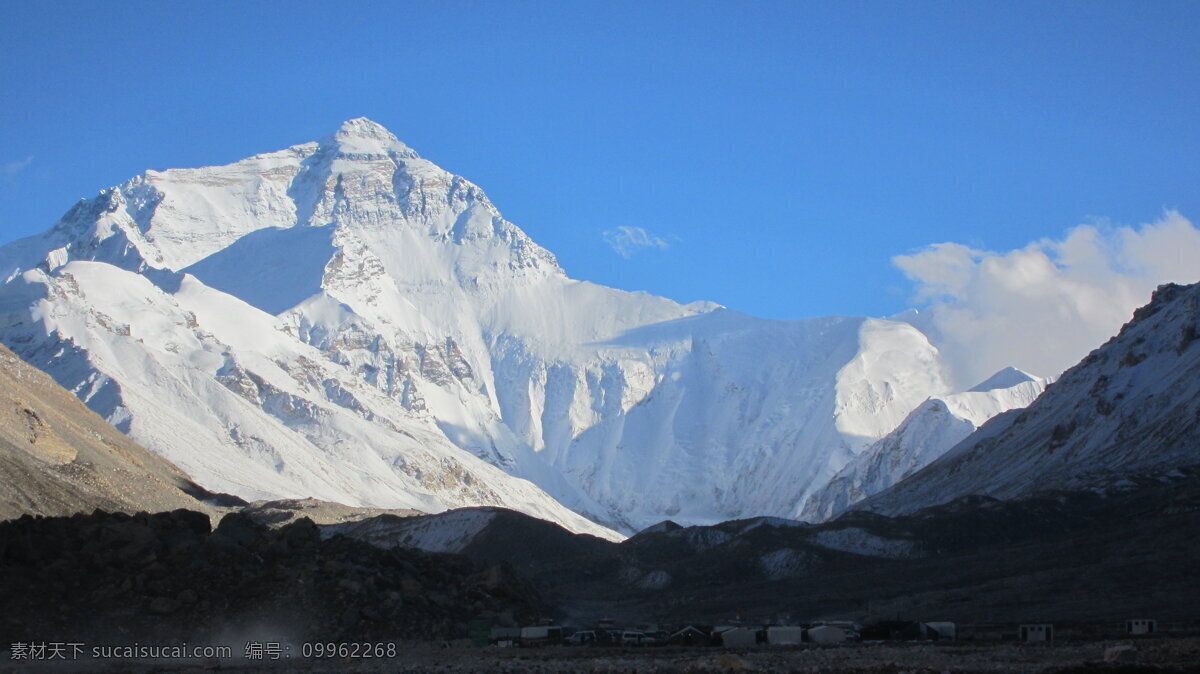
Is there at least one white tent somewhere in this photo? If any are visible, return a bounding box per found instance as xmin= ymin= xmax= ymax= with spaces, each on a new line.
xmin=720 ymin=627 xmax=758 ymax=648
xmin=766 ymin=626 xmax=804 ymax=645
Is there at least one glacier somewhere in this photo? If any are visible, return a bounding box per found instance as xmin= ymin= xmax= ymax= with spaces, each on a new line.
xmin=0 ymin=118 xmax=1040 ymax=535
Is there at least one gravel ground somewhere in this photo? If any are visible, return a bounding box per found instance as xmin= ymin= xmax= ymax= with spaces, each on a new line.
xmin=6 ymin=637 xmax=1199 ymax=673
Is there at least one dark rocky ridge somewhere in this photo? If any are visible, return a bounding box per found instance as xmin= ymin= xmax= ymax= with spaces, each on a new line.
xmin=0 ymin=509 xmax=540 ymax=647
xmin=336 ymin=465 xmax=1200 ymax=628
xmin=241 ymin=497 xmax=424 ymax=527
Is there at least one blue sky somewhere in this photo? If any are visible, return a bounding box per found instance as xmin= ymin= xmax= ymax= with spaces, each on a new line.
xmin=2 ymin=1 xmax=1198 ymax=321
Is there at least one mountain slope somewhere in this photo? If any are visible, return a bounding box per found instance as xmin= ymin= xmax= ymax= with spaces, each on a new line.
xmin=860 ymin=282 xmax=1200 ymax=516
xmin=0 ymin=343 xmax=226 ymax=520
xmin=0 ymin=261 xmax=619 ymax=538
xmin=0 ymin=118 xmax=968 ymax=533
xmin=800 ymin=370 xmax=1047 ymax=522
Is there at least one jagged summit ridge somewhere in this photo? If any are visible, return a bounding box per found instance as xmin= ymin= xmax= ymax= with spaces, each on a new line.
xmin=326 ymin=116 xmax=419 ymax=158
xmin=2 ymin=118 xmax=557 ymax=278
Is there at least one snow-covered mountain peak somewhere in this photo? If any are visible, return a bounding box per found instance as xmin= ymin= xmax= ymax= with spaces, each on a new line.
xmin=968 ymin=366 xmax=1039 ymax=392
xmin=1 ymin=117 xmax=563 ymax=286
xmin=0 ymin=121 xmax=1034 ymax=536
xmin=324 ymin=117 xmax=419 ymax=159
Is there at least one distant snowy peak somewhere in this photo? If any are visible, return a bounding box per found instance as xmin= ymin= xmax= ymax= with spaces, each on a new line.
xmin=968 ymin=366 xmax=1039 ymax=392
xmin=800 ymin=368 xmax=1048 ymax=522
xmin=940 ymin=373 xmax=1048 ymax=424
xmin=860 ymin=282 xmax=1200 ymax=516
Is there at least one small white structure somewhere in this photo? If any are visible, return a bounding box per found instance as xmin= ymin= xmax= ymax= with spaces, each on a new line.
xmin=826 ymin=621 xmax=860 ymax=632
xmin=922 ymin=622 xmax=956 ymax=641
xmin=766 ymin=626 xmax=804 ymax=645
xmin=489 ymin=626 xmax=520 ymax=647
xmin=1020 ymin=624 xmax=1054 ymax=643
xmin=1126 ymin=619 xmax=1156 ymax=635
xmin=520 ymin=625 xmax=563 ymax=644
xmin=807 ymin=625 xmax=847 ymax=644
xmin=720 ymin=627 xmax=758 ymax=648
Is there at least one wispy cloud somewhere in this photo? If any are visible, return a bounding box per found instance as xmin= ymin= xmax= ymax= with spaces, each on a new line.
xmin=894 ymin=211 xmax=1200 ymax=389
xmin=603 ymin=226 xmax=670 ymax=258
xmin=2 ymin=156 xmax=34 ymax=179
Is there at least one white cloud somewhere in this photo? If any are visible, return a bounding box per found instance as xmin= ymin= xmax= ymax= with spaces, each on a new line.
xmin=603 ymin=226 xmax=670 ymax=258
xmin=2 ymin=156 xmax=33 ymax=179
xmin=894 ymin=211 xmax=1200 ymax=389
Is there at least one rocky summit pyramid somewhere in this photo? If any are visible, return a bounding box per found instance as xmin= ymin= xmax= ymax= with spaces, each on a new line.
xmin=0 ymin=118 xmax=1037 ymax=535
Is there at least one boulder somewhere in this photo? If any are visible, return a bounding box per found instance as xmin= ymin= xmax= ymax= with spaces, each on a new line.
xmin=1104 ymin=644 xmax=1138 ymax=663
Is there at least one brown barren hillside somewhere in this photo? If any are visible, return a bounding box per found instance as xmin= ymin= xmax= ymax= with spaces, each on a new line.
xmin=0 ymin=343 xmax=231 ymax=520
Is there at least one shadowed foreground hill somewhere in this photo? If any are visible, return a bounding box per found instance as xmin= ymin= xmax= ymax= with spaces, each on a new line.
xmin=0 ymin=343 xmax=233 ymax=520
xmin=328 ymin=466 xmax=1200 ymax=627
xmin=0 ymin=509 xmax=540 ymax=646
